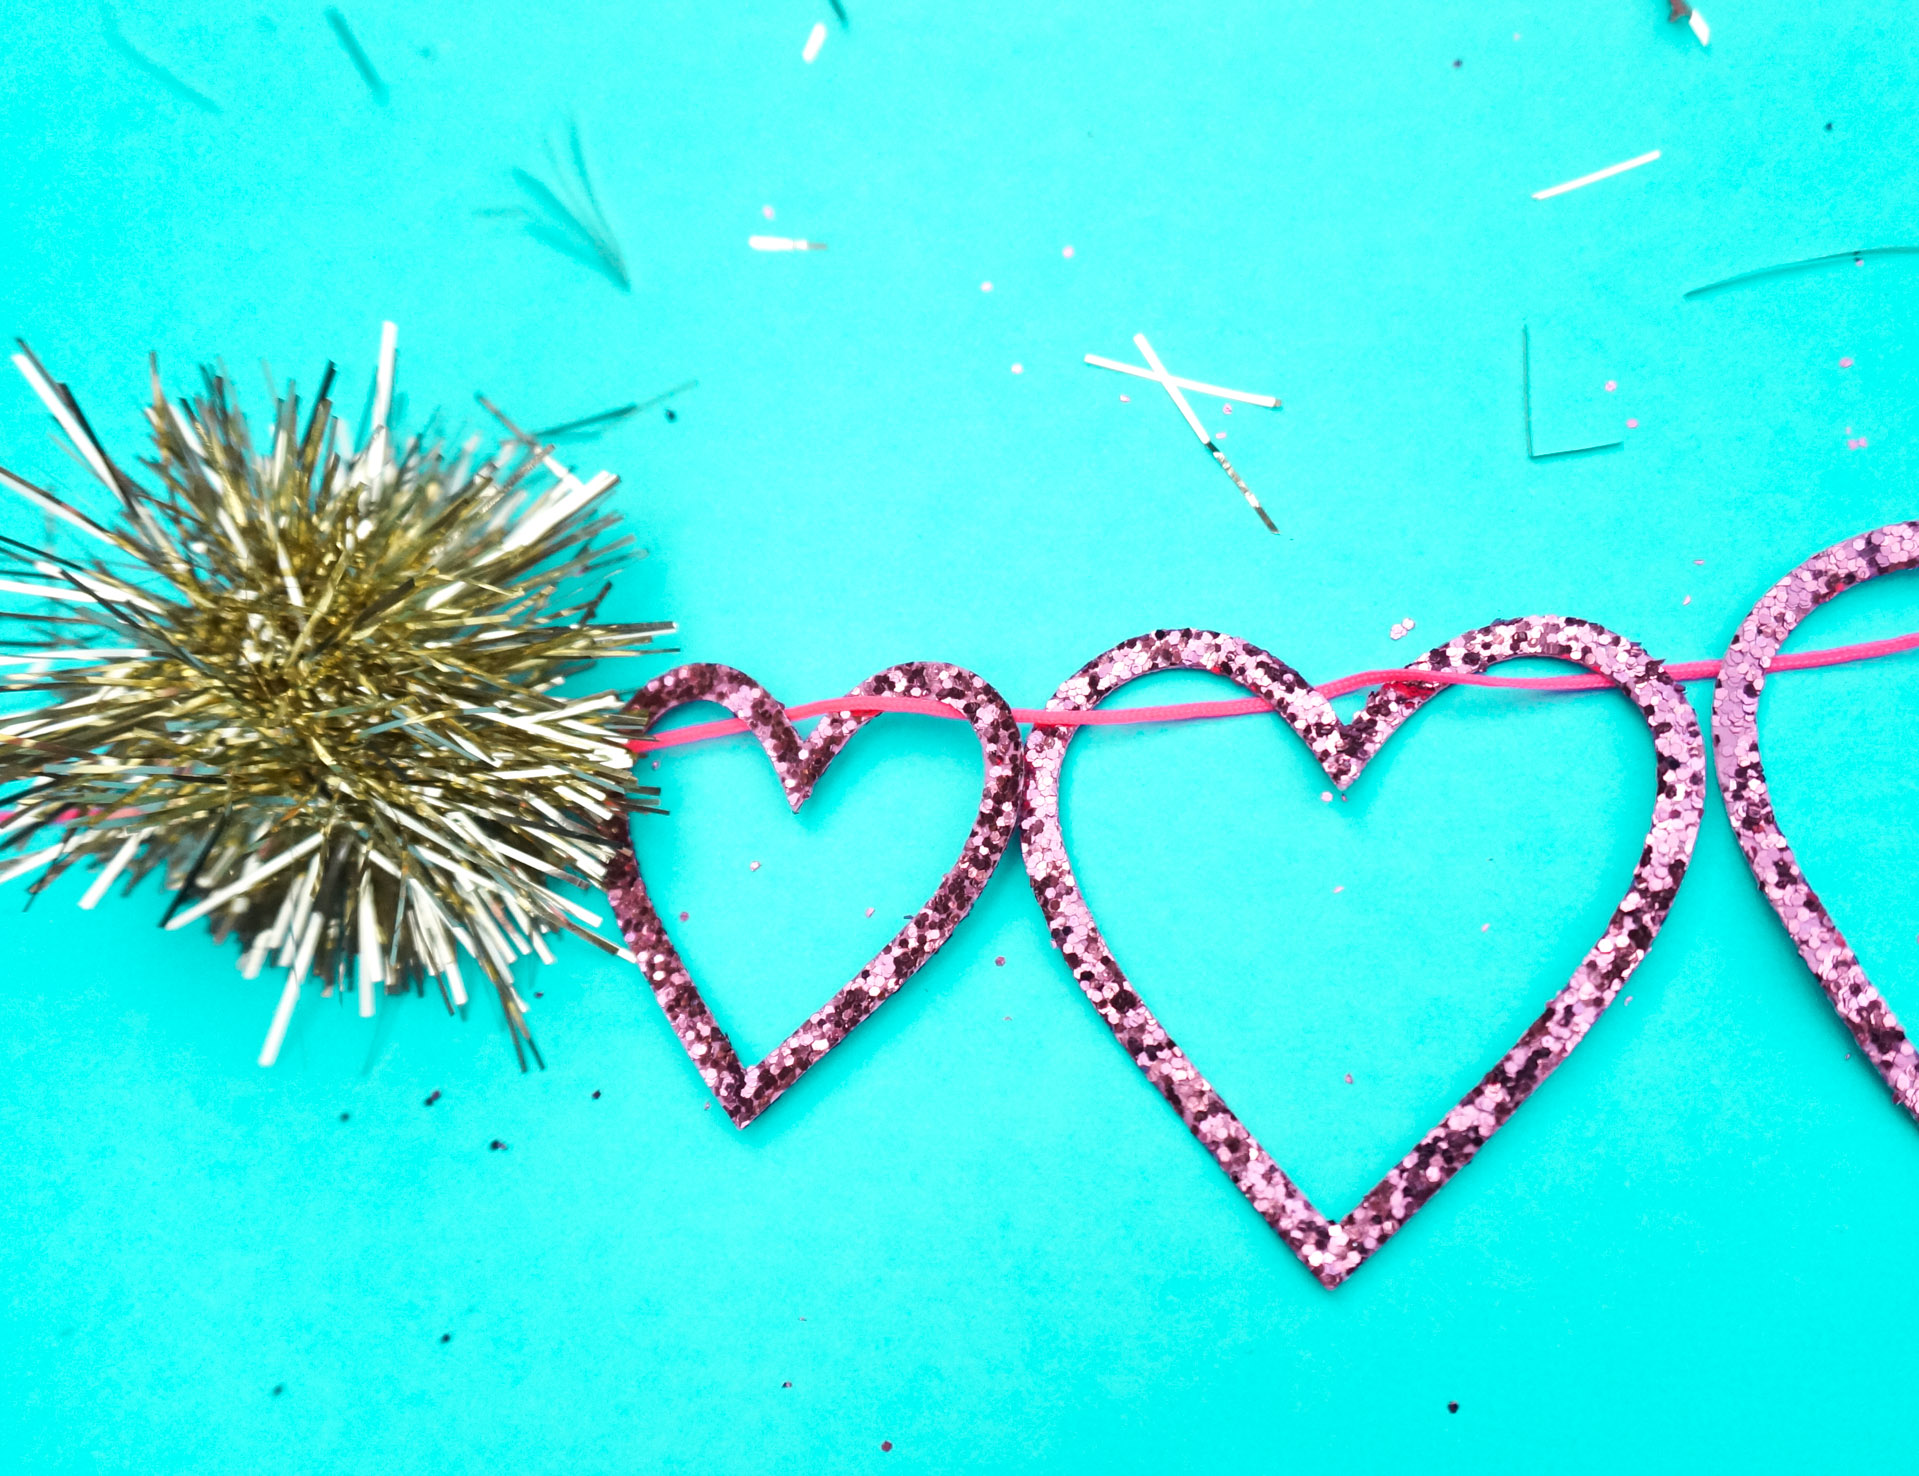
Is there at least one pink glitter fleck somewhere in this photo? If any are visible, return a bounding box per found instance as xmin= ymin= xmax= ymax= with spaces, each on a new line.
xmin=1626 ymin=418 xmax=1640 ymax=429
xmin=1840 ymin=357 xmax=1854 ymax=368
xmin=1222 ymin=403 xmax=1234 ymax=414
xmin=1061 ymin=245 xmax=1075 ymax=258
xmin=1119 ymin=394 xmax=1130 ymax=402
xmin=1344 ymin=1073 xmax=1354 ymax=1084
xmin=980 ymin=281 xmax=993 ymax=292
xmin=679 ymin=910 xmax=689 ymax=922
xmin=749 ymin=861 xmax=761 ymax=871
xmin=865 ymin=906 xmax=875 ymax=917
xmin=995 ymin=955 xmax=1005 ymax=966
xmin=1011 ymin=363 xmax=1023 ymax=374
xmin=1694 ymin=559 xmax=1705 ymax=565
xmin=1319 ymin=791 xmax=1333 ymax=803
xmin=1481 ymin=923 xmax=1491 ymax=932
xmin=1683 ymin=596 xmax=1692 ymax=605
xmin=1605 ymin=380 xmax=1617 ymax=392
xmin=762 ymin=205 xmax=775 ymax=220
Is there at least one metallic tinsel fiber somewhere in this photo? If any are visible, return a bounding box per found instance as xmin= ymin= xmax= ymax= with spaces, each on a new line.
xmin=0 ymin=323 xmax=668 ymax=1067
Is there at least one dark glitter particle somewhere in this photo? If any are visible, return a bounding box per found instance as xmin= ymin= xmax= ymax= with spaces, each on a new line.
xmin=881 ymin=1443 xmax=893 ymax=1453
xmin=994 ymin=955 xmax=1005 ymax=966
xmin=440 ymin=1333 xmax=452 ymax=1344
xmin=664 ymin=408 xmax=677 ymax=422
xmin=271 ymin=1385 xmax=284 ymax=1396
xmin=424 ymin=1090 xmax=441 ymax=1106
xmin=1825 ymin=121 xmax=1833 ymax=130
xmin=489 ymin=1139 xmax=507 ymax=1151
xmin=339 ymin=1111 xmax=350 ymax=1121
xmin=1452 ymin=58 xmax=1461 ymax=67
xmin=782 ymin=1381 xmax=792 ymax=1388
xmin=1448 ymin=1402 xmax=1459 ymax=1414
xmin=592 ymin=1090 xmax=602 ymax=1099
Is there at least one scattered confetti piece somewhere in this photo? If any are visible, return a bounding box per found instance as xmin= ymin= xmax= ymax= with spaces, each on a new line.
xmin=272 ymin=1385 xmax=284 ymax=1397
xmin=424 ymin=1090 xmax=441 ymax=1106
xmin=1320 ymin=791 xmax=1333 ymax=802
xmin=489 ymin=1139 xmax=507 ymax=1151
xmin=762 ymin=205 xmax=775 ymax=220
xmin=592 ymin=1090 xmax=602 ymax=1099
xmin=749 ymin=860 xmax=761 ymax=871
xmin=1627 ymin=418 xmax=1639 ymax=429
xmin=865 ymin=906 xmax=875 ymax=917
xmin=339 ymin=1111 xmax=350 ymax=1122
xmin=995 ymin=955 xmax=1005 ymax=966
xmin=1448 ymin=1401 xmax=1460 ymax=1414
xmin=1481 ymin=923 xmax=1491 ymax=932
xmin=882 ymin=1444 xmax=893 ymax=1454
xmin=783 ymin=1381 xmax=792 ymax=1388
xmin=1345 ymin=1073 xmax=1354 ymax=1084
xmin=1840 ymin=356 xmax=1854 ymax=368
xmin=1532 ymin=149 xmax=1660 ymax=201
xmin=1390 ymin=623 xmax=1406 ymax=640
xmin=1119 ymin=394 xmax=1130 ymax=402
xmin=803 ymin=22 xmax=826 ymax=62
xmin=1062 ymin=245 xmax=1075 ymax=258
xmin=1605 ymin=380 xmax=1617 ymax=392
xmin=1011 ymin=363 xmax=1023 ymax=374
xmin=1402 ymin=616 xmax=1416 ymax=631
xmin=749 ymin=235 xmax=826 ymax=251
xmin=679 ymin=910 xmax=689 ymax=921
xmin=1333 ymin=885 xmax=1344 ymax=894
xmin=1683 ymin=596 xmax=1692 ymax=605
xmin=1694 ymin=559 xmax=1705 ymax=565
xmin=1103 ymin=333 xmax=1282 ymax=532
xmin=980 ymin=281 xmax=994 ymax=292
xmin=1689 ymin=9 xmax=1710 ymax=44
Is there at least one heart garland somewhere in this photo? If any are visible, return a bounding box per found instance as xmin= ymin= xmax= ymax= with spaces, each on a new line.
xmin=602 ymin=662 xmax=1024 ymax=1126
xmin=1019 ymin=622 xmax=1705 ymax=1286
xmin=1713 ymin=522 xmax=1919 ymax=1120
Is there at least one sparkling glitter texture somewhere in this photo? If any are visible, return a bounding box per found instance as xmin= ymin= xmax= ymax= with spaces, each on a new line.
xmin=1020 ymin=623 xmax=1705 ymax=1288
xmin=605 ymin=662 xmax=1023 ymax=1126
xmin=1713 ymin=522 xmax=1919 ymax=1120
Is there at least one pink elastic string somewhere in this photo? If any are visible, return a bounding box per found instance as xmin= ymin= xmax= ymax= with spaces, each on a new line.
xmin=631 ymin=629 xmax=1919 ymax=752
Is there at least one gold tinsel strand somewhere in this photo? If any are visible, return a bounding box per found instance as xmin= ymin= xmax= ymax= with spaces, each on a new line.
xmin=0 ymin=323 xmax=670 ymax=1068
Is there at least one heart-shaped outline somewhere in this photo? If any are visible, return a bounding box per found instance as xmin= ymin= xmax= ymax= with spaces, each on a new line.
xmin=1713 ymin=522 xmax=1919 ymax=1119
xmin=1021 ymin=621 xmax=1705 ymax=1287
xmin=603 ymin=662 xmax=1023 ymax=1126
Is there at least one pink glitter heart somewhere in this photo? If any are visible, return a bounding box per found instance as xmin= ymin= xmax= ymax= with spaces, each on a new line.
xmin=604 ymin=662 xmax=1023 ymax=1126
xmin=1021 ymin=622 xmax=1705 ymax=1287
xmin=1714 ymin=522 xmax=1919 ymax=1118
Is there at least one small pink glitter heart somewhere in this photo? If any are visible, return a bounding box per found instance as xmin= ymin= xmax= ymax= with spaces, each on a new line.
xmin=605 ymin=663 xmax=1023 ymax=1126
xmin=1021 ymin=622 xmax=1704 ymax=1287
xmin=1714 ymin=523 xmax=1919 ymax=1118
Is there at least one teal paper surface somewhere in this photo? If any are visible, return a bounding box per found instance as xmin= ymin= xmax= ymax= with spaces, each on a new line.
xmin=4 ymin=2 xmax=1919 ymax=1470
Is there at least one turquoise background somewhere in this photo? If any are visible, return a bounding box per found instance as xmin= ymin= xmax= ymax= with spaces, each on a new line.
xmin=5 ymin=1 xmax=1919 ymax=1470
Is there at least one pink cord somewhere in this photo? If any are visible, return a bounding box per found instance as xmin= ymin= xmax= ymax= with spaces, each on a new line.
xmin=632 ymin=629 xmax=1919 ymax=752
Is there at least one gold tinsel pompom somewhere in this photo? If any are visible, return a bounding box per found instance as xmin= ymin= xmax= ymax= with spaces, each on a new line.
xmin=0 ymin=323 xmax=669 ymax=1068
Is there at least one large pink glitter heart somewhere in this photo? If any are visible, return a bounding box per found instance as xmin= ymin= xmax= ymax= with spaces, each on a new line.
xmin=1714 ymin=522 xmax=1919 ymax=1119
xmin=1021 ymin=622 xmax=1705 ymax=1287
xmin=603 ymin=662 xmax=1023 ymax=1126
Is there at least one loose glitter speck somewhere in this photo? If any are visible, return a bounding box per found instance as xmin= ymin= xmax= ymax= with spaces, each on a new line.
xmin=1062 ymin=245 xmax=1075 ymax=258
